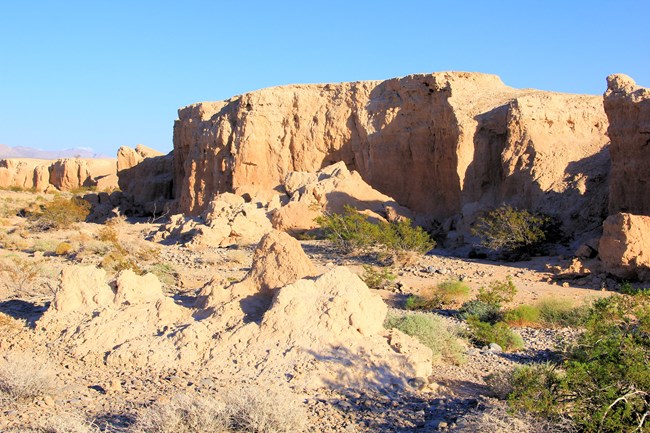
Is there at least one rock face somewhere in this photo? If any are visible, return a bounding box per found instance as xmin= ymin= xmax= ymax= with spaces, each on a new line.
xmin=0 ymin=158 xmax=118 ymax=192
xmin=604 ymin=74 xmax=650 ymax=215
xmin=117 ymin=145 xmax=174 ymax=215
xmin=599 ymin=213 xmax=650 ymax=281
xmin=174 ymin=72 xmax=609 ymax=241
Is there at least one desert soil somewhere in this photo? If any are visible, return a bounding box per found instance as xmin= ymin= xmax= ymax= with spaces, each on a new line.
xmin=0 ymin=190 xmax=619 ymax=432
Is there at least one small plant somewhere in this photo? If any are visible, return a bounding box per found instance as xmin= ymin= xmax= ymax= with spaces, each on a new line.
xmin=457 ymin=300 xmax=502 ymax=323
xmin=537 ymin=298 xmax=589 ymax=328
xmin=54 ymin=241 xmax=74 ymax=256
xmin=0 ymin=352 xmax=55 ymax=400
xmin=29 ymin=196 xmax=91 ymax=230
xmin=466 ymin=316 xmax=524 ymax=352
xmin=100 ymin=249 xmax=141 ymax=275
xmin=476 ymin=276 xmax=517 ymax=308
xmin=146 ymin=263 xmax=178 ymax=288
xmin=503 ymin=304 xmax=542 ymax=327
xmin=406 ymin=279 xmax=471 ymax=310
xmin=472 ymin=205 xmax=553 ymax=260
xmin=506 ymin=362 xmax=564 ymax=417
xmin=316 ymin=205 xmax=434 ymax=256
xmin=361 ymin=265 xmax=396 ymax=289
xmin=0 ymin=255 xmax=46 ymax=295
xmin=384 ymin=312 xmax=466 ymax=364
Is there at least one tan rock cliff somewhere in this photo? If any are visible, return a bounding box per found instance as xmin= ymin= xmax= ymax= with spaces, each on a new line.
xmin=174 ymin=72 xmax=609 ymax=240
xmin=604 ymin=74 xmax=650 ymax=215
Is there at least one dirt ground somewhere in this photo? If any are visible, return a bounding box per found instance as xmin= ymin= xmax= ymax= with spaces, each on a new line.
xmin=0 ymin=190 xmax=627 ymax=432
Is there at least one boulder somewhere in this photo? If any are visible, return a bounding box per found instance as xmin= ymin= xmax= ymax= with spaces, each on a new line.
xmin=246 ymin=230 xmax=316 ymax=293
xmin=51 ymin=266 xmax=113 ymax=313
xmin=599 ymin=213 xmax=650 ymax=281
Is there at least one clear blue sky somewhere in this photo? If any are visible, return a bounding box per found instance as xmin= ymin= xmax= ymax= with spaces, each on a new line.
xmin=1 ymin=0 xmax=648 ymax=156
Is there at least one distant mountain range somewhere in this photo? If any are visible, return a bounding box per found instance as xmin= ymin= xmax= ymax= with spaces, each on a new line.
xmin=0 ymin=144 xmax=111 ymax=159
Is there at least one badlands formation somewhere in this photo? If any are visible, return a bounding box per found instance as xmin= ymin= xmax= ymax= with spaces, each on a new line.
xmin=0 ymin=72 xmax=648 ymax=432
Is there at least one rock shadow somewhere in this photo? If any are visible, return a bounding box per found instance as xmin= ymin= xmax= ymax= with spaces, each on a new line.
xmin=0 ymin=299 xmax=49 ymax=327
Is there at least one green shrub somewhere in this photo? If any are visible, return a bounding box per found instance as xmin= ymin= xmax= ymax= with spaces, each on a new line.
xmin=29 ymin=196 xmax=91 ymax=230
xmin=537 ymin=298 xmax=589 ymax=328
xmin=472 ymin=205 xmax=553 ymax=260
xmin=466 ymin=316 xmax=524 ymax=352
xmin=476 ymin=276 xmax=517 ymax=308
xmin=361 ymin=265 xmax=396 ymax=289
xmin=561 ymin=294 xmax=649 ymax=432
xmin=384 ymin=312 xmax=466 ymax=364
xmin=316 ymin=205 xmax=434 ymax=255
xmin=146 ymin=263 xmax=178 ymax=288
xmin=507 ymin=363 xmax=564 ymax=418
xmin=458 ymin=300 xmax=503 ymax=323
xmin=503 ymin=304 xmax=542 ymax=327
xmin=406 ymin=279 xmax=471 ymax=310
xmin=501 ymin=294 xmax=649 ymax=432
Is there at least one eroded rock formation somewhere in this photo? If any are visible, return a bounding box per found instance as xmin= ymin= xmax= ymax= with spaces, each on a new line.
xmin=600 ymin=75 xmax=650 ymax=280
xmin=174 ymin=72 xmax=609 ymax=241
xmin=0 ymin=158 xmax=118 ymax=192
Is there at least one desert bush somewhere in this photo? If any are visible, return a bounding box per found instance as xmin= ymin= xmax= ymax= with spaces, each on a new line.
xmin=146 ymin=263 xmax=178 ymax=288
xmin=506 ymin=363 xmax=564 ymax=417
xmin=31 ymin=239 xmax=59 ymax=254
xmin=29 ymin=196 xmax=91 ymax=230
xmin=406 ymin=279 xmax=471 ymax=310
xmin=472 ymin=205 xmax=554 ymax=260
xmin=503 ymin=304 xmax=542 ymax=327
xmin=0 ymin=255 xmax=46 ymax=295
xmin=100 ymin=249 xmax=141 ymax=275
xmin=476 ymin=276 xmax=517 ymax=308
xmin=0 ymin=352 xmax=55 ymax=400
xmin=499 ymin=294 xmax=649 ymax=432
xmin=130 ymin=393 xmax=228 ymax=433
xmin=384 ymin=312 xmax=466 ymax=364
xmin=537 ymin=298 xmax=589 ymax=328
xmin=457 ymin=300 xmax=502 ymax=323
xmin=37 ymin=412 xmax=101 ymax=433
xmin=466 ymin=316 xmax=524 ymax=352
xmin=361 ymin=265 xmax=396 ymax=289
xmin=54 ymin=241 xmax=74 ymax=256
xmin=97 ymin=225 xmax=119 ymax=244
xmin=131 ymin=387 xmax=307 ymax=433
xmin=316 ymin=205 xmax=434 ymax=255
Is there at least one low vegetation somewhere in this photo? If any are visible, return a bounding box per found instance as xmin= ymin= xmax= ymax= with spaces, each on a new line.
xmin=406 ymin=279 xmax=471 ymax=310
xmin=316 ymin=205 xmax=434 ymax=257
xmin=28 ymin=196 xmax=91 ymax=231
xmin=472 ymin=205 xmax=556 ymax=260
xmin=498 ymin=293 xmax=650 ymax=433
xmin=503 ymin=298 xmax=589 ymax=328
xmin=384 ymin=312 xmax=466 ymax=365
xmin=361 ymin=265 xmax=396 ymax=289
xmin=0 ymin=352 xmax=55 ymax=401
xmin=131 ymin=387 xmax=307 ymax=433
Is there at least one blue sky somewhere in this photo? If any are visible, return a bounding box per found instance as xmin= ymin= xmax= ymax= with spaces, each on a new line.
xmin=1 ymin=0 xmax=648 ymax=156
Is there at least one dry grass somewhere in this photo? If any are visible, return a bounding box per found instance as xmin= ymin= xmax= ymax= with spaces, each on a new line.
xmin=131 ymin=386 xmax=307 ymax=433
xmin=0 ymin=352 xmax=56 ymax=401
xmin=4 ymin=412 xmax=100 ymax=433
xmin=450 ymin=399 xmax=575 ymax=433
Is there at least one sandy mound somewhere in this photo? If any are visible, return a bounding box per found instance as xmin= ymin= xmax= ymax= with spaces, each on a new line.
xmin=36 ymin=234 xmax=432 ymax=390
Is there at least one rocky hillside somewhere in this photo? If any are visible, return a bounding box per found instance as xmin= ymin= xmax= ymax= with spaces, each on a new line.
xmin=174 ymin=72 xmax=609 ymax=242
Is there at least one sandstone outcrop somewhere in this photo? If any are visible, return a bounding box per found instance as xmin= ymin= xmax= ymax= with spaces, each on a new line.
xmin=0 ymin=158 xmax=118 ymax=192
xmin=117 ymin=145 xmax=174 ymax=215
xmin=604 ymin=74 xmax=650 ymax=215
xmin=154 ymin=193 xmax=272 ymax=248
xmin=271 ymin=161 xmax=412 ymax=234
xmin=599 ymin=213 xmax=650 ymax=281
xmin=174 ymin=72 xmax=609 ymax=242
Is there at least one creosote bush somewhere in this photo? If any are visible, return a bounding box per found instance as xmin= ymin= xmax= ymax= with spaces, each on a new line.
xmin=28 ymin=196 xmax=91 ymax=231
xmin=501 ymin=294 xmax=649 ymax=433
xmin=472 ymin=205 xmax=554 ymax=260
xmin=316 ymin=205 xmax=434 ymax=256
xmin=466 ymin=316 xmax=524 ymax=352
xmin=384 ymin=312 xmax=466 ymax=365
